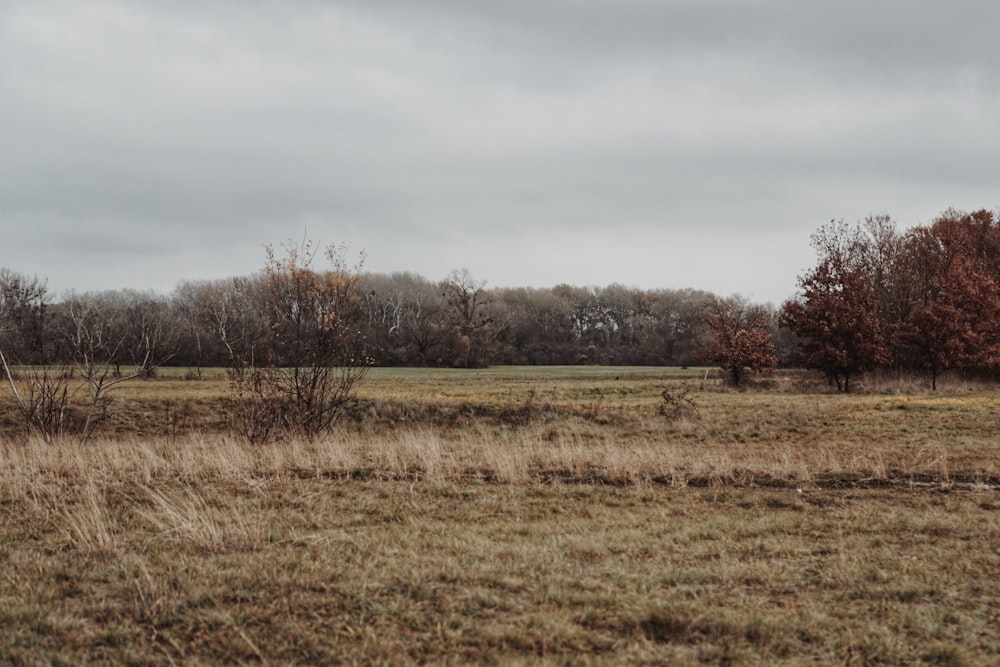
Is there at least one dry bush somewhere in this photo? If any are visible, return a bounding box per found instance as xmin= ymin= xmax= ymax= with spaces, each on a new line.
xmin=224 ymin=367 xmax=287 ymax=445
xmin=221 ymin=241 xmax=372 ymax=444
xmin=658 ymin=387 xmax=699 ymax=421
xmin=7 ymin=367 xmax=73 ymax=443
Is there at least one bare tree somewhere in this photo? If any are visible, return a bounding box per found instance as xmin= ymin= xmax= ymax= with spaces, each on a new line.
xmin=441 ymin=269 xmax=496 ymax=368
xmin=0 ymin=268 xmax=50 ymax=364
xmin=359 ymin=272 xmax=451 ymax=365
xmin=2 ymin=279 xmax=178 ymax=443
xmin=56 ymin=291 xmax=177 ymax=443
xmin=224 ymin=240 xmax=372 ymax=442
xmin=492 ymin=286 xmax=577 ymax=364
xmin=185 ymin=275 xmax=271 ymax=372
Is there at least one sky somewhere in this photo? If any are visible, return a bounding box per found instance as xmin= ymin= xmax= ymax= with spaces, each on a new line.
xmin=2 ymin=1 xmax=999 ymax=306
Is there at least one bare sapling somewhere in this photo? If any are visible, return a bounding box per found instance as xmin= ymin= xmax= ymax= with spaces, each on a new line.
xmin=60 ymin=292 xmax=178 ymax=444
xmin=0 ymin=269 xmax=72 ymax=443
xmin=0 ymin=354 xmax=71 ymax=443
xmin=223 ymin=240 xmax=373 ymax=443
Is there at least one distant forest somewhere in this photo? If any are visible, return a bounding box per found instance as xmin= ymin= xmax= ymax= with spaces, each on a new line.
xmin=2 ymin=207 xmax=999 ymax=391
xmin=0 ymin=265 xmax=738 ymax=369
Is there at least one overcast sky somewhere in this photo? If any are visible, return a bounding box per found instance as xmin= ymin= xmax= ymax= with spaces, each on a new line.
xmin=2 ymin=1 xmax=998 ymax=305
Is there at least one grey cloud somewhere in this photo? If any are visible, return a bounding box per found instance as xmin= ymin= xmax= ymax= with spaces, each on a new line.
xmin=1 ymin=1 xmax=998 ymax=302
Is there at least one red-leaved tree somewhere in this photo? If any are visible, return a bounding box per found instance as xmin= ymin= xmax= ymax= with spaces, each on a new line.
xmin=702 ymin=295 xmax=777 ymax=386
xmin=895 ymin=216 xmax=1000 ymax=389
xmin=780 ymin=220 xmax=890 ymax=392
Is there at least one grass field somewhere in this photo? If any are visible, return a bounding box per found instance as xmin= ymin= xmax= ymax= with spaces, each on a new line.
xmin=2 ymin=367 xmax=999 ymax=664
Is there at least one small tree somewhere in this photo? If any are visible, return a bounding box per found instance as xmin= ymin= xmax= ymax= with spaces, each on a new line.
xmin=2 ymin=283 xmax=177 ymax=444
xmin=60 ymin=292 xmax=178 ymax=444
xmin=226 ymin=240 xmax=372 ymax=442
xmin=702 ymin=295 xmax=777 ymax=386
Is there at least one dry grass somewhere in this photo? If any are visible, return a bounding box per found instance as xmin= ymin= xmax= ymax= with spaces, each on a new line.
xmin=2 ymin=458 xmax=998 ymax=664
xmin=1 ymin=413 xmax=995 ymax=490
xmin=2 ymin=367 xmax=1000 ymax=663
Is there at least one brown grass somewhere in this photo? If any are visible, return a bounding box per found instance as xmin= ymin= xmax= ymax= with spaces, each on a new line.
xmin=2 ymin=367 xmax=1000 ymax=664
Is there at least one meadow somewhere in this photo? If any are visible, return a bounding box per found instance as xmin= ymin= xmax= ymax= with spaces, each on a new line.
xmin=1 ymin=367 xmax=999 ymax=664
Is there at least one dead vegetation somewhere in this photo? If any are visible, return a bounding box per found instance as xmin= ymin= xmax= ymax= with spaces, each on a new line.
xmin=2 ymin=366 xmax=1000 ymax=664
xmin=2 ymin=458 xmax=997 ymax=665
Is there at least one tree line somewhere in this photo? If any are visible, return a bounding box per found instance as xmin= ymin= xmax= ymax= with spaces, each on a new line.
xmin=0 ymin=263 xmax=772 ymax=374
xmin=781 ymin=208 xmax=1000 ymax=391
xmin=2 ymin=206 xmax=999 ymax=392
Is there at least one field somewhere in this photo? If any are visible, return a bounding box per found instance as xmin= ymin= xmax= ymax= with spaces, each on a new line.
xmin=2 ymin=367 xmax=999 ymax=664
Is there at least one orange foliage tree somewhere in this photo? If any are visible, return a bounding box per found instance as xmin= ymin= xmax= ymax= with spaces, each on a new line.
xmin=895 ymin=212 xmax=1000 ymax=389
xmin=780 ymin=220 xmax=890 ymax=392
xmin=702 ymin=295 xmax=777 ymax=386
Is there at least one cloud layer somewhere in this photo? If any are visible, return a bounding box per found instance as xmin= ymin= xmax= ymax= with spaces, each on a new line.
xmin=2 ymin=1 xmax=998 ymax=303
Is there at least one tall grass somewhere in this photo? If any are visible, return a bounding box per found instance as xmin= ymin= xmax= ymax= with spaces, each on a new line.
xmin=3 ymin=450 xmax=998 ymax=664
xmin=2 ymin=418 xmax=994 ymax=492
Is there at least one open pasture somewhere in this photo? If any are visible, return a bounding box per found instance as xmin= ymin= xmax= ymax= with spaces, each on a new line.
xmin=2 ymin=367 xmax=1000 ymax=664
